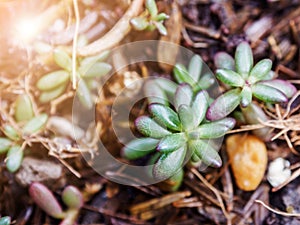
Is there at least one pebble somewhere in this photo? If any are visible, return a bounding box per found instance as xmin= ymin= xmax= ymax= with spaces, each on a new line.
xmin=226 ymin=134 xmax=267 ymax=191
xmin=267 ymin=157 xmax=291 ymax=188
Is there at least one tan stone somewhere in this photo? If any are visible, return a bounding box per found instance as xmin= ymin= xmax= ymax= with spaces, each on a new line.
xmin=226 ymin=134 xmax=267 ymax=191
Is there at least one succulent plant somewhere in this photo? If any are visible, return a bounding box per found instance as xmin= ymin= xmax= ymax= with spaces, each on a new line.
xmin=122 ymin=84 xmax=235 ymax=181
xmin=0 ymin=99 xmax=48 ymax=173
xmin=207 ymin=42 xmax=297 ymax=121
xmin=173 ymin=55 xmax=215 ymax=93
xmin=29 ymin=182 xmax=83 ymax=225
xmin=131 ymin=0 xmax=169 ymax=35
xmin=36 ymin=48 xmax=112 ymax=109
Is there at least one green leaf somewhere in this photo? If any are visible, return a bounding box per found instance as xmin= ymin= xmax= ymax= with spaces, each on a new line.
xmin=80 ymin=51 xmax=110 ymax=66
xmin=29 ymin=182 xmax=65 ymax=219
xmin=130 ymin=17 xmax=149 ymax=31
xmin=144 ymin=80 xmax=169 ymax=105
xmin=262 ymin=70 xmax=276 ymax=81
xmin=197 ymin=73 xmax=215 ymax=91
xmin=260 ymin=79 xmax=296 ymax=98
xmin=188 ymin=55 xmax=202 ymax=82
xmin=62 ymin=186 xmax=83 ymax=209
xmin=157 ymin=133 xmax=186 ymax=153
xmin=173 ymin=64 xmax=195 ymax=86
xmin=214 ymin=52 xmax=235 ymax=70
xmin=154 ymin=13 xmax=169 ymax=21
xmin=81 ymin=62 xmax=112 ymax=78
xmin=53 ymin=48 xmax=72 ymax=71
xmin=77 ymin=80 xmax=93 ymax=109
xmin=149 ymin=104 xmax=181 ymax=131
xmin=37 ymin=70 xmax=69 ymax=91
xmin=0 ymin=216 xmax=11 ymax=225
xmin=22 ymin=114 xmax=48 ymax=135
xmin=252 ymin=83 xmax=288 ymax=103
xmin=122 ymin=138 xmax=159 ymax=160
xmin=174 ymin=84 xmax=193 ymax=111
xmin=154 ymin=21 xmax=167 ymax=36
xmin=235 ymin=42 xmax=253 ymax=79
xmin=240 ymin=85 xmax=252 ymax=107
xmin=188 ymin=140 xmax=222 ymax=167
xmin=248 ymin=59 xmax=272 ymax=84
xmin=14 ymin=94 xmax=34 ymax=122
xmin=146 ymin=0 xmax=158 ymax=17
xmin=153 ymin=146 xmax=186 ymax=180
xmin=178 ymin=105 xmax=195 ymax=131
xmin=159 ymin=168 xmax=183 ymax=192
xmin=3 ymin=125 xmax=20 ymax=141
xmin=206 ymin=88 xmax=241 ymax=121
xmin=135 ymin=116 xmax=171 ymax=138
xmin=192 ymin=117 xmax=235 ymax=139
xmin=216 ymin=69 xmax=245 ymax=87
xmin=39 ymin=83 xmax=67 ymax=103
xmin=0 ymin=138 xmax=12 ymax=154
xmin=192 ymin=90 xmax=209 ymax=126
xmin=6 ymin=145 xmax=23 ymax=173
xmin=155 ymin=78 xmax=178 ymax=96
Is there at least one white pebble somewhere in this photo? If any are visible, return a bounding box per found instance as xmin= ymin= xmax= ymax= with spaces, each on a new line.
xmin=267 ymin=157 xmax=291 ymax=188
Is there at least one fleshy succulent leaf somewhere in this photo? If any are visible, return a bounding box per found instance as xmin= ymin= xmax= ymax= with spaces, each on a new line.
xmin=178 ymin=104 xmax=196 ymax=131
xmin=15 ymin=94 xmax=34 ymax=122
xmin=77 ymin=80 xmax=93 ymax=109
xmin=3 ymin=125 xmax=20 ymax=141
xmin=29 ymin=182 xmax=65 ymax=219
xmin=157 ymin=133 xmax=186 ymax=153
xmin=240 ymin=85 xmax=252 ymax=107
xmin=154 ymin=13 xmax=169 ymax=21
xmin=155 ymin=78 xmax=178 ymax=97
xmin=154 ymin=22 xmax=167 ymax=36
xmin=130 ymin=17 xmax=149 ymax=30
xmin=0 ymin=138 xmax=12 ymax=154
xmin=173 ymin=64 xmax=195 ymax=86
xmin=216 ymin=69 xmax=245 ymax=87
xmin=206 ymin=88 xmax=241 ymax=121
xmin=37 ymin=70 xmax=69 ymax=91
xmin=6 ymin=145 xmax=23 ymax=173
xmin=248 ymin=59 xmax=272 ymax=84
xmin=214 ymin=52 xmax=235 ymax=70
xmin=188 ymin=55 xmax=202 ymax=82
xmin=149 ymin=104 xmax=181 ymax=131
xmin=22 ymin=114 xmax=48 ymax=135
xmin=144 ymin=80 xmax=169 ymax=105
xmin=259 ymin=79 xmax=296 ymax=98
xmin=174 ymin=84 xmax=193 ymax=111
xmin=252 ymin=83 xmax=288 ymax=103
xmin=62 ymin=186 xmax=83 ymax=209
xmin=146 ymin=0 xmax=158 ymax=17
xmin=81 ymin=62 xmax=112 ymax=78
xmin=135 ymin=116 xmax=171 ymax=138
xmin=53 ymin=48 xmax=72 ymax=71
xmin=192 ymin=90 xmax=209 ymax=126
xmin=0 ymin=216 xmax=11 ymax=225
xmin=235 ymin=42 xmax=253 ymax=79
xmin=197 ymin=73 xmax=215 ymax=91
xmin=122 ymin=138 xmax=158 ymax=160
xmin=153 ymin=146 xmax=186 ymax=180
xmin=188 ymin=140 xmax=222 ymax=167
xmin=192 ymin=117 xmax=236 ymax=139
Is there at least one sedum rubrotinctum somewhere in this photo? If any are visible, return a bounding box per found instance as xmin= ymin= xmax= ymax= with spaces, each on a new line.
xmin=207 ymin=42 xmax=297 ymax=121
xmin=122 ymin=55 xmax=236 ymax=182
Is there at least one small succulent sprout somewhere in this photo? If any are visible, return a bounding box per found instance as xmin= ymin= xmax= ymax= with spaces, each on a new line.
xmin=14 ymin=94 xmax=34 ymax=122
xmin=157 ymin=168 xmax=184 ymax=192
xmin=53 ymin=48 xmax=72 ymax=72
xmin=77 ymin=80 xmax=93 ymax=109
xmin=6 ymin=145 xmax=23 ymax=172
xmin=22 ymin=114 xmax=48 ymax=135
xmin=0 ymin=138 xmax=12 ymax=154
xmin=3 ymin=125 xmax=20 ymax=141
xmin=39 ymin=83 xmax=68 ymax=103
xmin=173 ymin=55 xmax=215 ymax=92
xmin=124 ymin=84 xmax=235 ymax=181
xmin=144 ymin=80 xmax=169 ymax=105
xmin=0 ymin=216 xmax=11 ymax=225
xmin=208 ymin=41 xmax=297 ymax=121
xmin=29 ymin=182 xmax=65 ymax=219
xmin=131 ymin=0 xmax=169 ymax=35
xmin=80 ymin=62 xmax=112 ymax=78
xmin=62 ymin=186 xmax=84 ymax=209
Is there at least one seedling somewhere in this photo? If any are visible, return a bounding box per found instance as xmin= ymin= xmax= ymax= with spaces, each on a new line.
xmin=131 ymin=0 xmax=169 ymax=35
xmin=123 ymin=84 xmax=235 ymax=181
xmin=36 ymin=48 xmax=112 ymax=109
xmin=29 ymin=182 xmax=83 ymax=225
xmin=207 ymin=42 xmax=297 ymax=121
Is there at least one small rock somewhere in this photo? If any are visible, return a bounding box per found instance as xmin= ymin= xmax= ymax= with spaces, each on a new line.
xmin=267 ymin=157 xmax=291 ymax=188
xmin=15 ymin=157 xmax=65 ymax=189
xmin=226 ymin=134 xmax=267 ymax=191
